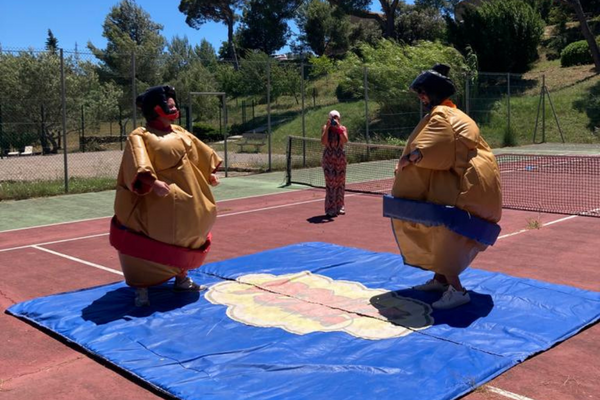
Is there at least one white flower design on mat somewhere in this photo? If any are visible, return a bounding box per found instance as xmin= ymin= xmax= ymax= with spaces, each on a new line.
xmin=206 ymin=271 xmax=433 ymax=340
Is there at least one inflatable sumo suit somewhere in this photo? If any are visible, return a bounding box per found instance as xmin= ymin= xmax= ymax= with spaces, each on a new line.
xmin=109 ymin=86 xmax=222 ymax=287
xmin=388 ymin=65 xmax=502 ymax=276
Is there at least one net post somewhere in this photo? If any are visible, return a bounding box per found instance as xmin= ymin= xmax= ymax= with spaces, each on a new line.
xmin=286 ymin=135 xmax=292 ymax=186
xmin=542 ymin=74 xmax=546 ymax=143
xmin=301 ymin=59 xmax=306 ymax=167
xmin=507 ymin=73 xmax=511 ymax=138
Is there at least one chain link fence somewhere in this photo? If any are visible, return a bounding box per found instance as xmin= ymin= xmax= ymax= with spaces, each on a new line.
xmin=1 ymin=47 xmax=598 ymax=195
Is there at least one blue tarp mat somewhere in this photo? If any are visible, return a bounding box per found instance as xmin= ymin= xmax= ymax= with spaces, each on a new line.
xmin=7 ymin=242 xmax=600 ymax=400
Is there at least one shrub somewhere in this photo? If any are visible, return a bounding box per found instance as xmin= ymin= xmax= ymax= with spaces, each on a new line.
xmin=192 ymin=122 xmax=223 ymax=142
xmin=560 ymin=38 xmax=600 ymax=67
xmin=447 ymin=0 xmax=544 ymax=72
xmin=335 ymin=78 xmax=363 ymax=101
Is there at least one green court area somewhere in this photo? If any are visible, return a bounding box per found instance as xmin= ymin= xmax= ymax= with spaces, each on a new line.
xmin=0 ymin=171 xmax=305 ymax=232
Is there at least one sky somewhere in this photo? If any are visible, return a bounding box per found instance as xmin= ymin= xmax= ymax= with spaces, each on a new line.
xmin=0 ymin=0 xmax=292 ymax=54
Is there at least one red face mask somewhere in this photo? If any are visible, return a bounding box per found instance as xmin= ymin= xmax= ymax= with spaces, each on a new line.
xmin=154 ymin=105 xmax=179 ymax=121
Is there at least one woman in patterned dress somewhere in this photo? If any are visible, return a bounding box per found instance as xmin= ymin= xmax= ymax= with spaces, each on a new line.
xmin=321 ymin=110 xmax=349 ymax=217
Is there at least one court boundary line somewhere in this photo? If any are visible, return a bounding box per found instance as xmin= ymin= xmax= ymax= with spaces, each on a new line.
xmin=0 ymin=203 xmax=581 ymax=254
xmin=0 ymin=186 xmax=317 ymax=234
xmin=31 ymin=245 xmax=123 ymax=276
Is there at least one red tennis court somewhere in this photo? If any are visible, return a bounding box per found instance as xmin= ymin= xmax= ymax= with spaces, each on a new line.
xmin=1 ymin=187 xmax=599 ymax=400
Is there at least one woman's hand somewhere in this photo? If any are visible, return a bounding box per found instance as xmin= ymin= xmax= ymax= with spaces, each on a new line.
xmin=396 ymin=150 xmax=422 ymax=173
xmin=209 ymin=174 xmax=220 ymax=187
xmin=152 ymin=180 xmax=171 ymax=197
xmin=396 ymin=156 xmax=410 ymax=173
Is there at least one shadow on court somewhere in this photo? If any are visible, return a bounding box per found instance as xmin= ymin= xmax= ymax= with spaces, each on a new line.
xmin=371 ymin=289 xmax=494 ymax=329
xmin=306 ymin=215 xmax=336 ymax=224
xmin=81 ymin=286 xmax=200 ymax=325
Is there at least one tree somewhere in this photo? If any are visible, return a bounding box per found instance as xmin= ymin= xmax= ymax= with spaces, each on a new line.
xmin=447 ymin=0 xmax=544 ymax=72
xmin=163 ymin=36 xmax=198 ymax=81
xmin=295 ymin=0 xmax=352 ymax=57
xmin=559 ymin=0 xmax=600 ymax=71
xmin=328 ymin=0 xmax=401 ymax=39
xmin=179 ymin=0 xmax=243 ymax=68
xmin=414 ymin=0 xmax=460 ymax=16
xmin=195 ymin=39 xmax=218 ymax=71
xmin=88 ymin=0 xmax=166 ymax=107
xmin=395 ymin=3 xmax=446 ymax=45
xmin=0 ymin=51 xmax=122 ymax=154
xmin=237 ymin=0 xmax=302 ymax=55
xmin=45 ymin=29 xmax=59 ymax=55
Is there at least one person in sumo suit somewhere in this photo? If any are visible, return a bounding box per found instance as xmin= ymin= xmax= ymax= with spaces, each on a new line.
xmin=110 ymin=85 xmax=222 ymax=306
xmin=390 ymin=64 xmax=502 ymax=310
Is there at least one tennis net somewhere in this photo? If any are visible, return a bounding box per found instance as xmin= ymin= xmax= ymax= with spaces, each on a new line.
xmin=285 ymin=136 xmax=600 ymax=217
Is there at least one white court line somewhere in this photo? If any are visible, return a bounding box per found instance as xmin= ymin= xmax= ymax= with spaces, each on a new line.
xmin=0 ymin=216 xmax=110 ymax=234
xmin=0 ymin=194 xmax=360 ymax=253
xmin=0 ymin=233 xmax=110 ymax=253
xmin=0 ymin=186 xmax=314 ymax=234
xmin=487 ymin=386 xmax=536 ymax=400
xmin=31 ymin=245 xmax=123 ymax=276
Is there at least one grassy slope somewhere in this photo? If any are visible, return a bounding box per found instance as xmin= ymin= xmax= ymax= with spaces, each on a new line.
xmin=262 ymin=61 xmax=599 ymax=151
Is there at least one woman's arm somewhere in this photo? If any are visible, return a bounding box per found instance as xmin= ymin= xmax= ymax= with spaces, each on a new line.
xmin=321 ymin=123 xmax=329 ymax=146
xmin=339 ymin=126 xmax=349 ymax=145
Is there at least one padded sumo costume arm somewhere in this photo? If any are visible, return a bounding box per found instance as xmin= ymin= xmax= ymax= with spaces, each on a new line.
xmin=121 ymin=132 xmax=157 ymax=195
xmin=410 ymin=112 xmax=455 ymax=171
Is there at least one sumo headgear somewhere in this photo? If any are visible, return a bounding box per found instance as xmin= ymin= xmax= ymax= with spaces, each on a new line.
xmin=409 ymin=64 xmax=456 ymax=107
xmin=136 ymin=85 xmax=179 ymax=121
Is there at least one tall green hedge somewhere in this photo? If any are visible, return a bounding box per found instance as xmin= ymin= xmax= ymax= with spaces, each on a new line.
xmin=448 ymin=0 xmax=544 ymax=73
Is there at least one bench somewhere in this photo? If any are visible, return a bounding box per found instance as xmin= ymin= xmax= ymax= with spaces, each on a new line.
xmin=236 ymin=133 xmax=267 ymax=152
xmin=6 ymin=146 xmax=34 ymax=157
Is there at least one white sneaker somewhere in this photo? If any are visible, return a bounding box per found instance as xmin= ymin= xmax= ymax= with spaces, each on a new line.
xmin=174 ymin=276 xmax=207 ymax=292
xmin=432 ymin=286 xmax=471 ymax=310
xmin=338 ymin=207 xmax=345 ymax=215
xmin=135 ymin=288 xmax=150 ymax=307
xmin=412 ymin=278 xmax=449 ymax=292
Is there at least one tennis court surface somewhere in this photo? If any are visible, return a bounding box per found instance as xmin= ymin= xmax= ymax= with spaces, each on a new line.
xmin=1 ymin=164 xmax=600 ymax=400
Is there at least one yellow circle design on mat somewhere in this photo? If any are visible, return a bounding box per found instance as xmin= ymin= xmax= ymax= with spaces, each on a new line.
xmin=205 ymin=271 xmax=433 ymax=340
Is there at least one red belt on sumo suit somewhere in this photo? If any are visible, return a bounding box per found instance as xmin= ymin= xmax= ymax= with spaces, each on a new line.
xmin=109 ymin=216 xmax=211 ymax=271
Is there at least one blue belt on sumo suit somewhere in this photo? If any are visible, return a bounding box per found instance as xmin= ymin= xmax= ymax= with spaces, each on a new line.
xmin=383 ymin=195 xmax=501 ymax=246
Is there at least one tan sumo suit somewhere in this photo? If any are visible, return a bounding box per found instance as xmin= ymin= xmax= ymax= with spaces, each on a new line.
xmin=111 ymin=124 xmax=222 ymax=287
xmin=391 ymin=101 xmax=502 ymax=276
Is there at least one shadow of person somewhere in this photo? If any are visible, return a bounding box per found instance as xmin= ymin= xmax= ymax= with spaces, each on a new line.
xmin=307 ymin=214 xmax=336 ymax=224
xmin=81 ymin=284 xmax=201 ymax=325
xmin=370 ymin=288 xmax=494 ymax=329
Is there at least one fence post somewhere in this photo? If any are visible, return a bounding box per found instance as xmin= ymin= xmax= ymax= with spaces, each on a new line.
xmin=301 ymin=58 xmax=306 ymax=167
xmin=223 ymin=93 xmax=229 ymax=177
xmin=267 ymin=60 xmax=272 ymax=171
xmin=0 ymin=104 xmax=3 ymax=159
xmin=119 ymin=105 xmax=124 ymax=150
xmin=60 ymin=49 xmax=69 ymax=193
xmin=81 ymin=105 xmax=85 ymax=153
xmin=364 ymin=66 xmax=370 ymax=144
xmin=131 ymin=51 xmax=137 ymax=129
